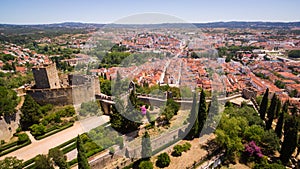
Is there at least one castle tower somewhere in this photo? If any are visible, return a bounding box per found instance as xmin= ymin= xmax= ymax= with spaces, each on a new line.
xmin=32 ymin=63 xmax=60 ymax=89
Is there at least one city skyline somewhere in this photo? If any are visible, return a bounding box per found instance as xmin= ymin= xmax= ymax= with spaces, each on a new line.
xmin=1 ymin=0 xmax=300 ymax=24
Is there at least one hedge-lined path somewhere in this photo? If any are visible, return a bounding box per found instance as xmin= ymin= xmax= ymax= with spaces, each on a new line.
xmin=0 ymin=115 xmax=109 ymax=161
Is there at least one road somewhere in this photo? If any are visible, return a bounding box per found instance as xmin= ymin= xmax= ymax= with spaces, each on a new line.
xmin=0 ymin=115 xmax=109 ymax=161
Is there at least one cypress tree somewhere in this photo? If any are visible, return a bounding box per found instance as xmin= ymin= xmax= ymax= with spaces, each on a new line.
xmin=259 ymin=88 xmax=269 ymax=120
xmin=76 ymin=135 xmax=90 ymax=169
xmin=275 ymin=98 xmax=281 ymax=118
xmin=266 ymin=94 xmax=277 ymax=130
xmin=280 ymin=114 xmax=299 ymax=165
xmin=186 ymin=92 xmax=199 ymax=139
xmin=141 ymin=131 xmax=152 ymax=158
xmin=275 ymin=101 xmax=288 ymax=138
xmin=206 ymin=94 xmax=219 ymax=132
xmin=197 ymin=89 xmax=207 ymax=137
xmin=275 ymin=112 xmax=284 ymax=138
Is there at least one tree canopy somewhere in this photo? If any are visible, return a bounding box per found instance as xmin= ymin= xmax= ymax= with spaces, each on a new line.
xmin=76 ymin=135 xmax=90 ymax=169
xmin=0 ymin=86 xmax=18 ymax=117
xmin=20 ymin=95 xmax=42 ymax=130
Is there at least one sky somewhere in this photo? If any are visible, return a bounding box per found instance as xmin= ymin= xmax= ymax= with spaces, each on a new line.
xmin=1 ymin=0 xmax=300 ymax=24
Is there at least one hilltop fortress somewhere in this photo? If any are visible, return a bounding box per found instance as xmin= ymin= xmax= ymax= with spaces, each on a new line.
xmin=26 ymin=63 xmax=100 ymax=106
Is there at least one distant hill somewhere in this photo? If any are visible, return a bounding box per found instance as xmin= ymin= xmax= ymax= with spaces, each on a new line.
xmin=1 ymin=21 xmax=300 ymax=29
xmin=192 ymin=21 xmax=300 ymax=28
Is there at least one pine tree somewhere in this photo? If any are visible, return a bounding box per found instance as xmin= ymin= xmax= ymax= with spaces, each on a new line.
xmin=186 ymin=92 xmax=199 ymax=139
xmin=280 ymin=114 xmax=299 ymax=165
xmin=197 ymin=89 xmax=207 ymax=137
xmin=275 ymin=101 xmax=288 ymax=138
xmin=141 ymin=131 xmax=152 ymax=158
xmin=76 ymin=135 xmax=90 ymax=169
xmin=266 ymin=94 xmax=277 ymax=130
xmin=259 ymin=88 xmax=269 ymax=120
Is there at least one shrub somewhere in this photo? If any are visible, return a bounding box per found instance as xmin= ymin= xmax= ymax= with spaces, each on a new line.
xmin=182 ymin=142 xmax=191 ymax=152
xmin=83 ymin=141 xmax=100 ymax=152
xmin=172 ymin=143 xmax=191 ymax=157
xmin=172 ymin=145 xmax=183 ymax=157
xmin=17 ymin=133 xmax=29 ymax=144
xmin=139 ymin=160 xmax=153 ymax=169
xmin=30 ymin=124 xmax=46 ymax=136
xmin=63 ymin=106 xmax=75 ymax=117
xmin=40 ymin=104 xmax=53 ymax=114
xmin=156 ymin=153 xmax=170 ymax=168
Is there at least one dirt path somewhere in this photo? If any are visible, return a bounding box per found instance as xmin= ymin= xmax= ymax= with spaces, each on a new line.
xmin=16 ymin=96 xmax=24 ymax=110
xmin=0 ymin=115 xmax=109 ymax=161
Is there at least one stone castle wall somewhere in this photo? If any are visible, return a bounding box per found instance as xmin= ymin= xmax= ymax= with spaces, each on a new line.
xmin=27 ymin=87 xmax=73 ymax=106
xmin=32 ymin=63 xmax=60 ymax=89
xmin=27 ymin=81 xmax=97 ymax=106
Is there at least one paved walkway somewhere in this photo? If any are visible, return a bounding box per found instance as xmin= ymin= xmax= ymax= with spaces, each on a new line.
xmin=0 ymin=115 xmax=109 ymax=161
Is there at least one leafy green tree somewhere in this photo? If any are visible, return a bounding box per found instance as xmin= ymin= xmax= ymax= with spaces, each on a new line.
xmin=141 ymin=131 xmax=152 ymax=159
xmin=216 ymin=116 xmax=246 ymax=162
xmin=138 ymin=160 xmax=153 ymax=169
xmin=261 ymin=130 xmax=280 ymax=156
xmin=160 ymin=99 xmax=179 ymax=123
xmin=156 ymin=153 xmax=170 ymax=168
xmin=76 ymin=135 xmax=90 ymax=169
xmin=48 ymin=148 xmax=69 ymax=169
xmin=266 ymin=94 xmax=277 ymax=130
xmin=0 ymin=157 xmax=23 ymax=169
xmin=114 ymin=97 xmax=142 ymax=134
xmin=20 ymin=95 xmax=41 ymax=130
xmin=186 ymin=92 xmax=199 ymax=139
xmin=0 ymin=87 xmax=18 ymax=117
xmin=197 ymin=89 xmax=207 ymax=136
xmin=259 ymin=88 xmax=269 ymax=120
xmin=110 ymin=104 xmax=124 ymax=131
xmin=280 ymin=114 xmax=299 ymax=165
xmin=34 ymin=154 xmax=54 ymax=169
xmin=99 ymin=77 xmax=111 ymax=96
xmin=244 ymin=125 xmax=265 ymax=143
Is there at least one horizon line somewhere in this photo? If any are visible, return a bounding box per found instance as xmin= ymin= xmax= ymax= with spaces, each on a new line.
xmin=1 ymin=20 xmax=300 ymax=26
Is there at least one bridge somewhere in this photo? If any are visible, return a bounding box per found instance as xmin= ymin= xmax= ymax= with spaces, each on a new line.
xmin=95 ymin=92 xmax=243 ymax=114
